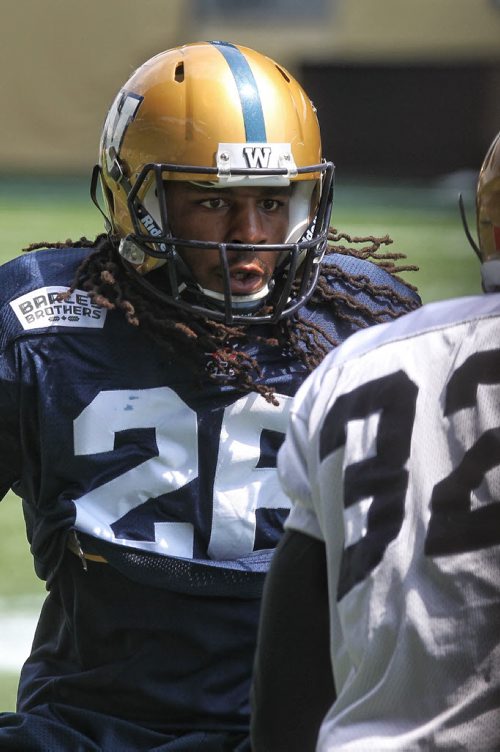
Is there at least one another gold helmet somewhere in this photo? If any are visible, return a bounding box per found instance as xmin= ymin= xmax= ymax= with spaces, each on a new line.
xmin=477 ymin=131 xmax=500 ymax=261
xmin=95 ymin=40 xmax=334 ymax=324
xmin=461 ymin=130 xmax=500 ymax=291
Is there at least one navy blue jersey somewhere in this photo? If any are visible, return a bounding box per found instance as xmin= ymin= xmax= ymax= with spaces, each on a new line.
xmin=0 ymin=247 xmax=419 ymax=744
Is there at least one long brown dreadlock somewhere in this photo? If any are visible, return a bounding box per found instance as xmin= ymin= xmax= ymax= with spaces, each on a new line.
xmin=24 ymin=230 xmax=419 ymax=405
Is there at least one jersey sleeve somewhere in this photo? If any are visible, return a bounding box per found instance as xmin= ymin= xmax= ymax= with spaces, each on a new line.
xmin=0 ymin=345 xmax=22 ymax=501
xmin=0 ymin=254 xmax=36 ymax=502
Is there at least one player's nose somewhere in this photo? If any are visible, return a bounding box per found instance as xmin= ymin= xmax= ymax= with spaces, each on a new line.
xmin=226 ymin=203 xmax=268 ymax=245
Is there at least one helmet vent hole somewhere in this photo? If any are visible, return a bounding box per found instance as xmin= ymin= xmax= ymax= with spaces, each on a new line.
xmin=174 ymin=62 xmax=185 ymax=82
xmin=275 ymin=65 xmax=290 ymax=83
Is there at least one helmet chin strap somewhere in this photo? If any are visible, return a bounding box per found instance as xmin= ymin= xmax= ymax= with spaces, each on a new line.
xmin=119 ymin=232 xmax=273 ymax=314
xmin=90 ymin=164 xmax=114 ymax=236
xmin=196 ymin=281 xmax=273 ymax=313
xmin=458 ymin=193 xmax=481 ymax=260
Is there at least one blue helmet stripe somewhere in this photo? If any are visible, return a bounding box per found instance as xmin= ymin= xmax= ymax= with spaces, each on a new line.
xmin=210 ymin=41 xmax=267 ymax=142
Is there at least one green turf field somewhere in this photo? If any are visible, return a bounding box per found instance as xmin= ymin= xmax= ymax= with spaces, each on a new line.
xmin=0 ymin=173 xmax=481 ymax=711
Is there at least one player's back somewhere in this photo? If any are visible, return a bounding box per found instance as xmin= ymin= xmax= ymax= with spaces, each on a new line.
xmin=284 ymin=293 xmax=500 ymax=750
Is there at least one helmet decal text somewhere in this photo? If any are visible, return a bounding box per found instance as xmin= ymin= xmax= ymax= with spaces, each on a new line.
xmin=243 ymin=146 xmax=272 ymax=168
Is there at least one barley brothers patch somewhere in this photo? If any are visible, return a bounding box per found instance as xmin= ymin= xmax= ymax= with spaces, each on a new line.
xmin=10 ymin=286 xmax=107 ymax=330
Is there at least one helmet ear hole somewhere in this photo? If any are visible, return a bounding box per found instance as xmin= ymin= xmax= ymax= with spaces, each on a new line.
xmin=175 ymin=62 xmax=184 ymax=83
xmin=275 ymin=64 xmax=290 ymax=83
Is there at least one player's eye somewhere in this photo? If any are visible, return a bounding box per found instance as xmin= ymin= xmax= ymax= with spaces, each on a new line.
xmin=200 ymin=197 xmax=228 ymax=209
xmin=259 ymin=198 xmax=288 ymax=212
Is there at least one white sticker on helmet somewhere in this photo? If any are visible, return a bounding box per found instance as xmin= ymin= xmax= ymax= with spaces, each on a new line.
xmin=216 ymin=142 xmax=297 ymax=182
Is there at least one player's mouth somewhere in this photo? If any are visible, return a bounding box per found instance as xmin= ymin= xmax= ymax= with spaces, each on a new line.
xmin=227 ymin=263 xmax=269 ymax=294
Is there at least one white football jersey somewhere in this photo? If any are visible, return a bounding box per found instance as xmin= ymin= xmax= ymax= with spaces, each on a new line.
xmin=279 ymin=293 xmax=500 ymax=751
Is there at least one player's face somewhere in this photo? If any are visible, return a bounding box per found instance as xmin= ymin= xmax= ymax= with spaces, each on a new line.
xmin=165 ymin=182 xmax=291 ymax=296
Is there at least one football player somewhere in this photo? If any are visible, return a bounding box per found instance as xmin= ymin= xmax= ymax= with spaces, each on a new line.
xmin=0 ymin=41 xmax=419 ymax=751
xmin=251 ymin=130 xmax=500 ymax=751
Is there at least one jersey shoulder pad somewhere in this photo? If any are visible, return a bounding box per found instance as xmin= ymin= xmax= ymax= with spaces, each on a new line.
xmin=322 ymin=252 xmax=421 ymax=313
xmin=0 ymin=247 xmax=90 ymax=303
xmin=0 ymin=247 xmax=100 ymax=348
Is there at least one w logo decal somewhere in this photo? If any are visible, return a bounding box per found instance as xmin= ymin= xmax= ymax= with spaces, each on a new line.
xmin=216 ymin=142 xmax=295 ymax=177
xmin=243 ymin=146 xmax=272 ymax=168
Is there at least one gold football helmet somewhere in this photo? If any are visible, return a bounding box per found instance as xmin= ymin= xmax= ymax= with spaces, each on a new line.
xmin=94 ymin=40 xmax=334 ymax=324
xmin=461 ymin=130 xmax=500 ymax=291
xmin=477 ymin=130 xmax=500 ymax=261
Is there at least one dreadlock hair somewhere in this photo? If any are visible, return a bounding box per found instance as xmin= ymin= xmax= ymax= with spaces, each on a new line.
xmin=24 ymin=230 xmax=419 ymax=405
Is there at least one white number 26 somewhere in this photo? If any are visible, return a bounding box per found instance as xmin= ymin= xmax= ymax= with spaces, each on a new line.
xmin=73 ymin=388 xmax=292 ymax=560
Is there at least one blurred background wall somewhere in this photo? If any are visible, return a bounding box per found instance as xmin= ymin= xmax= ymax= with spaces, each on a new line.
xmin=1 ymin=0 xmax=499 ymax=178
